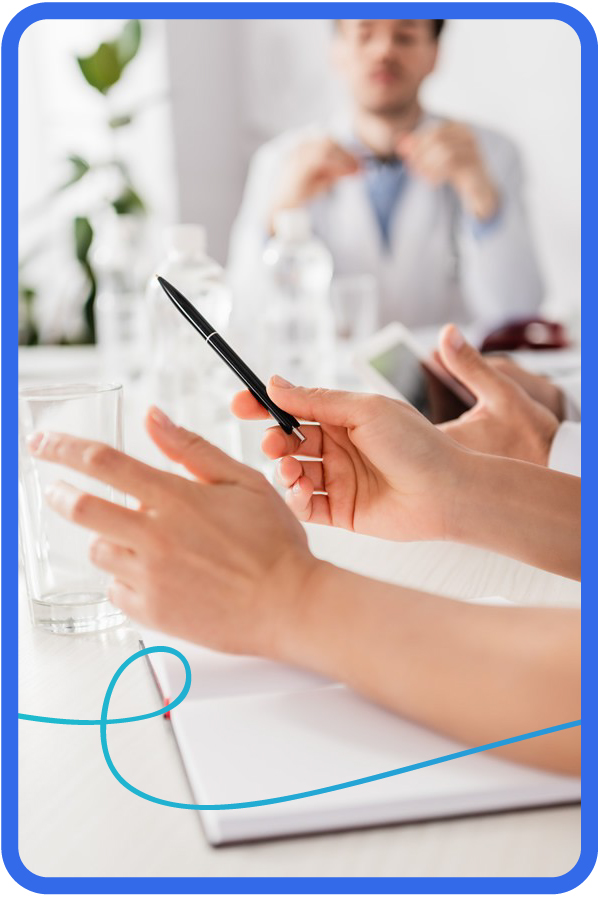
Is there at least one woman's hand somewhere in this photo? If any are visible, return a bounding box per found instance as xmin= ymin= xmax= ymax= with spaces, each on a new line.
xmin=232 ymin=376 xmax=469 ymax=542
xmin=29 ymin=409 xmax=317 ymax=657
xmin=435 ymin=325 xmax=560 ymax=465
xmin=484 ymin=354 xmax=566 ymax=420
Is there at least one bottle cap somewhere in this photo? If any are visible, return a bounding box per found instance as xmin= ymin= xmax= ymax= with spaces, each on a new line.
xmin=164 ymin=224 xmax=207 ymax=256
xmin=273 ymin=208 xmax=312 ymax=242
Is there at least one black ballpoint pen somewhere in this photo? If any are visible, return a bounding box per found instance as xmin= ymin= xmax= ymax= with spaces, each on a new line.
xmin=156 ymin=276 xmax=305 ymax=442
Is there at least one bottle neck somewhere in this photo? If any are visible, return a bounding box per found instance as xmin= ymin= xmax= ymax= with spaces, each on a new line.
xmin=167 ymin=248 xmax=207 ymax=265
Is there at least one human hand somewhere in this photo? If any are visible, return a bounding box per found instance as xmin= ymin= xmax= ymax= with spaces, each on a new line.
xmin=268 ymin=136 xmax=360 ymax=231
xmin=29 ymin=409 xmax=318 ymax=657
xmin=231 ymin=375 xmax=469 ymax=542
xmin=436 ymin=325 xmax=560 ymax=465
xmin=484 ymin=355 xmax=565 ymax=420
xmin=397 ymin=123 xmax=499 ymax=221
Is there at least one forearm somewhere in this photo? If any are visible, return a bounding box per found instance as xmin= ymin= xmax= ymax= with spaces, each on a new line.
xmin=281 ymin=563 xmax=580 ymax=774
xmin=461 ymin=213 xmax=544 ymax=323
xmin=451 ymin=452 xmax=580 ymax=580
xmin=455 ymin=169 xmax=500 ymax=222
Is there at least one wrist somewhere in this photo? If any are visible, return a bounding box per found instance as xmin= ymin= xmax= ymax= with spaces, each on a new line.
xmin=268 ymin=553 xmax=331 ymax=663
xmin=454 ymin=168 xmax=499 ymax=222
xmin=445 ymin=449 xmax=499 ymax=544
xmin=438 ymin=446 xmax=483 ymax=542
xmin=272 ymin=558 xmax=347 ymax=672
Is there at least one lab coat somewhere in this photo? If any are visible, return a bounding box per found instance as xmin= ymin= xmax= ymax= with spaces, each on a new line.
xmin=227 ymin=113 xmax=544 ymax=334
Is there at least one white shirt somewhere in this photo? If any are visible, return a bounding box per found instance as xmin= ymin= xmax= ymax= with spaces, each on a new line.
xmin=548 ymin=422 xmax=581 ymax=477
xmin=548 ymin=373 xmax=581 ymax=477
xmin=228 ymin=113 xmax=544 ymax=333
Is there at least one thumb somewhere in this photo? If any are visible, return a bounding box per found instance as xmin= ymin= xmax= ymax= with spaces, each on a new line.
xmin=437 ymin=325 xmax=509 ymax=404
xmin=267 ymin=376 xmax=375 ymax=429
xmin=145 ymin=406 xmax=247 ymax=484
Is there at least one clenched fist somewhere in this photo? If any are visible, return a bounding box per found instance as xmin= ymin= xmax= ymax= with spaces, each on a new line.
xmin=398 ymin=122 xmax=500 ymax=222
xmin=268 ymin=136 xmax=360 ymax=231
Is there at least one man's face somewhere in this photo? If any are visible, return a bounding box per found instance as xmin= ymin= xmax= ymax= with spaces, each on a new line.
xmin=333 ymin=20 xmax=439 ymax=115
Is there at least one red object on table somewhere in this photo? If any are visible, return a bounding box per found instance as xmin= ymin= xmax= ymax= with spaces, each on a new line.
xmin=480 ymin=318 xmax=568 ymax=353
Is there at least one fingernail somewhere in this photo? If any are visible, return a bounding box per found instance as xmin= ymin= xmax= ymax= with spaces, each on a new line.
xmin=27 ymin=432 xmax=46 ymax=454
xmin=448 ymin=325 xmax=464 ymax=351
xmin=292 ymin=479 xmax=302 ymax=494
xmin=44 ymin=483 xmax=60 ymax=503
xmin=44 ymin=480 xmax=74 ymax=513
xmin=149 ymin=406 xmax=175 ymax=429
xmin=271 ymin=374 xmax=294 ymax=389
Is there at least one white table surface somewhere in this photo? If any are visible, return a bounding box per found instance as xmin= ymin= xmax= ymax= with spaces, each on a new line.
xmin=17 ymin=346 xmax=581 ymax=879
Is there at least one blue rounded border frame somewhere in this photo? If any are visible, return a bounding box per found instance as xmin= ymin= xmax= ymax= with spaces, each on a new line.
xmin=2 ymin=2 xmax=597 ymax=894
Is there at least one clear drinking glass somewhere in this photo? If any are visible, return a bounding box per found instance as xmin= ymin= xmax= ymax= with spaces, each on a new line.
xmin=329 ymin=274 xmax=379 ymax=344
xmin=19 ymin=383 xmax=127 ymax=634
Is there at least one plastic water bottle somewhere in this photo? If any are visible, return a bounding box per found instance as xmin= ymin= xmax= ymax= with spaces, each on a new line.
xmin=261 ymin=209 xmax=334 ymax=387
xmin=93 ymin=214 xmax=149 ymax=381
xmin=146 ymin=224 xmax=235 ymax=451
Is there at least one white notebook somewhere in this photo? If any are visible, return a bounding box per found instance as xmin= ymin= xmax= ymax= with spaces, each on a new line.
xmin=139 ymin=606 xmax=580 ymax=846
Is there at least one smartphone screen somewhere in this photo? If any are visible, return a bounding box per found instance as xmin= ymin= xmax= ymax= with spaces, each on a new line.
xmin=369 ymin=341 xmax=470 ymax=423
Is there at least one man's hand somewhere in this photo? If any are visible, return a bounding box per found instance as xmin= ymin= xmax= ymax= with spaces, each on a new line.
xmin=397 ymin=123 xmax=499 ymax=222
xmin=232 ymin=375 xmax=469 ymax=542
xmin=436 ymin=325 xmax=560 ymax=465
xmin=268 ymin=137 xmax=360 ymax=232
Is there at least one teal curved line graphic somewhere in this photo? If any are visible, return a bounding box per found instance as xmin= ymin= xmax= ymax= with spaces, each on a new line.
xmin=18 ymin=646 xmax=192 ymax=725
xmin=19 ymin=646 xmax=581 ymax=811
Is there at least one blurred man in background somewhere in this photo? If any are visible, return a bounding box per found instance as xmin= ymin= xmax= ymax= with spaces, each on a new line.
xmin=228 ymin=19 xmax=544 ymax=334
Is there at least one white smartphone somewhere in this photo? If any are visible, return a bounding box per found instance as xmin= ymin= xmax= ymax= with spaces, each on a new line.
xmin=353 ymin=322 xmax=475 ymax=423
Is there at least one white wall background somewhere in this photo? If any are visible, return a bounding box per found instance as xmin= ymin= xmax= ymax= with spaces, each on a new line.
xmin=165 ymin=18 xmax=581 ymax=326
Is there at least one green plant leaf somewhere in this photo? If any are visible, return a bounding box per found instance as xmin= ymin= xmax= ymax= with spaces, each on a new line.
xmin=18 ymin=283 xmax=39 ymax=345
xmin=114 ymin=159 xmax=132 ymax=179
xmin=82 ymin=261 xmax=97 ymax=344
xmin=112 ymin=186 xmax=145 ymax=215
xmin=77 ymin=42 xmax=121 ymax=94
xmin=108 ymin=113 xmax=133 ymax=129
xmin=74 ymin=216 xmax=94 ymax=262
xmin=59 ymin=154 xmax=91 ymax=190
xmin=115 ymin=20 xmax=142 ymax=67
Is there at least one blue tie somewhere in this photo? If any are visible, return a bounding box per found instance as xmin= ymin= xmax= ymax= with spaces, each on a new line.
xmin=363 ymin=158 xmax=405 ymax=250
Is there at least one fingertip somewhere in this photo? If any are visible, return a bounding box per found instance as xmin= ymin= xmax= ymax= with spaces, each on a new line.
xmin=293 ymin=474 xmax=313 ymax=496
xmin=285 ymin=475 xmax=314 ymax=516
xmin=146 ymin=406 xmax=176 ymax=432
xmin=230 ymin=390 xmax=270 ymax=420
xmin=268 ymin=374 xmax=295 ymax=391
xmin=276 ymin=455 xmax=302 ymax=488
xmin=261 ymin=427 xmax=288 ymax=459
xmin=447 ymin=324 xmax=465 ymax=351
xmin=438 ymin=323 xmax=463 ymax=356
xmin=26 ymin=431 xmax=45 ymax=454
xmin=229 ymin=391 xmax=246 ymax=417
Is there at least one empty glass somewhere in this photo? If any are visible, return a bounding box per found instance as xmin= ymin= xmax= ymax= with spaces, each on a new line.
xmin=330 ymin=274 xmax=379 ymax=345
xmin=19 ymin=383 xmax=127 ymax=634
